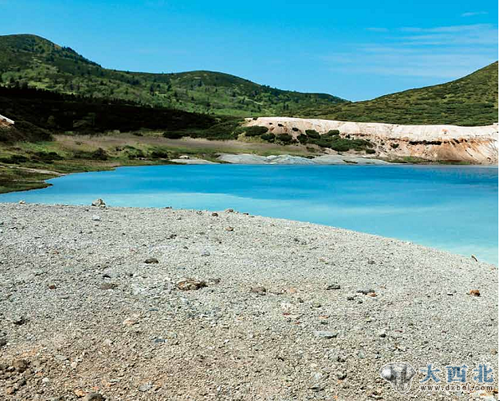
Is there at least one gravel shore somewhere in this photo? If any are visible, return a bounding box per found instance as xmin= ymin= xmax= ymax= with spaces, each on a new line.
xmin=0 ymin=203 xmax=497 ymax=400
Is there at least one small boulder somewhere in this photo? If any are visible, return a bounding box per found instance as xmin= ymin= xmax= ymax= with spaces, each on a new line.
xmin=176 ymin=278 xmax=207 ymax=291
xmin=92 ymin=215 xmax=101 ymax=222
xmin=144 ymin=258 xmax=159 ymax=264
xmin=357 ymin=288 xmax=375 ymax=295
xmin=91 ymin=199 xmax=106 ymax=208
xmin=469 ymin=289 xmax=481 ymax=297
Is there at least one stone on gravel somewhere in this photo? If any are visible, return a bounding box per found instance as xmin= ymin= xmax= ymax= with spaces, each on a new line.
xmin=357 ymin=288 xmax=375 ymax=295
xmin=138 ymin=383 xmax=153 ymax=392
xmin=176 ymin=278 xmax=207 ymax=291
xmin=99 ymin=283 xmax=118 ymax=290
xmin=83 ymin=393 xmax=106 ymax=401
xmin=91 ymin=199 xmax=106 ymax=208
xmin=92 ymin=215 xmax=101 ymax=221
xmin=250 ymin=286 xmax=267 ymax=295
xmin=314 ymin=331 xmax=339 ymax=339
xmin=144 ymin=258 xmax=159 ymax=264
xmin=469 ymin=289 xmax=481 ymax=297
xmin=326 ymin=284 xmax=341 ymax=290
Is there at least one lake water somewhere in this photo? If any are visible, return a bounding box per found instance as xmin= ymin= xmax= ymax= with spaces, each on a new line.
xmin=0 ymin=165 xmax=497 ymax=264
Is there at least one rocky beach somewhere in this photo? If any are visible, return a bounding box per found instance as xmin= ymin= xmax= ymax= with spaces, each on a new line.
xmin=0 ymin=203 xmax=497 ymax=400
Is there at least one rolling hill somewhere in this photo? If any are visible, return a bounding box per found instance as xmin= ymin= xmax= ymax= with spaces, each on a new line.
xmin=299 ymin=62 xmax=498 ymax=126
xmin=0 ymin=34 xmax=344 ymax=117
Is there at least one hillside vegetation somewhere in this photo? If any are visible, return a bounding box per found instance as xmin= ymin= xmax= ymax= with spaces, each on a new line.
xmin=0 ymin=34 xmax=344 ymax=117
xmin=299 ymin=62 xmax=498 ymax=126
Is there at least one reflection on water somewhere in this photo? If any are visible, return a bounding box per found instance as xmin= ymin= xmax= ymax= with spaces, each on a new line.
xmin=0 ymin=165 xmax=497 ymax=264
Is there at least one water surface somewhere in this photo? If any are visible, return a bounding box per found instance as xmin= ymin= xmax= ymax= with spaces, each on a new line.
xmin=0 ymin=165 xmax=497 ymax=264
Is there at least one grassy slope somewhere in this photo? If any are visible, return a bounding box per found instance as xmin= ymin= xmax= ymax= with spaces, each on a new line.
xmin=0 ymin=34 xmax=344 ymax=117
xmin=299 ymin=62 xmax=498 ymax=126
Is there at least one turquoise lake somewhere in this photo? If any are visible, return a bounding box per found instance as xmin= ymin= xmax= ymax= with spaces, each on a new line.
xmin=0 ymin=165 xmax=497 ymax=264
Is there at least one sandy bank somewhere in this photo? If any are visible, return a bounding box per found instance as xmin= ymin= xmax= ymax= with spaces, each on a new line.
xmin=0 ymin=204 xmax=497 ymax=400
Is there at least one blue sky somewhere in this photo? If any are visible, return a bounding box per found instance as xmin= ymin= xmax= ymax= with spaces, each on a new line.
xmin=0 ymin=0 xmax=497 ymax=100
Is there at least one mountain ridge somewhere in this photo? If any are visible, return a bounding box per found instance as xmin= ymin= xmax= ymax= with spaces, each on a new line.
xmin=0 ymin=34 xmax=345 ymax=116
xmin=299 ymin=62 xmax=498 ymax=126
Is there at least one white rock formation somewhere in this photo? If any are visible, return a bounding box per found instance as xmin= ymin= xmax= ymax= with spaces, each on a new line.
xmin=245 ymin=117 xmax=498 ymax=164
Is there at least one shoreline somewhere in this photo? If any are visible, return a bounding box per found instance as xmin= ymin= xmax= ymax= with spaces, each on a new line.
xmin=0 ymin=154 xmax=493 ymax=195
xmin=0 ymin=203 xmax=497 ymax=399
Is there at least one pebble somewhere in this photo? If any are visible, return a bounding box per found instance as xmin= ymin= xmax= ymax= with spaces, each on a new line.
xmin=337 ymin=371 xmax=347 ymax=380
xmin=144 ymin=258 xmax=159 ymax=264
xmin=326 ymin=284 xmax=341 ymax=290
xmin=123 ymin=317 xmax=139 ymax=326
xmin=378 ymin=330 xmax=387 ymax=338
xmin=201 ymin=250 xmax=210 ymax=257
xmin=250 ymin=286 xmax=267 ymax=295
xmin=83 ymin=393 xmax=106 ymax=401
xmin=176 ymin=278 xmax=207 ymax=291
xmin=357 ymin=288 xmax=375 ymax=295
xmin=92 ymin=215 xmax=101 ymax=221
xmin=100 ymin=283 xmax=119 ymax=290
xmin=12 ymin=315 xmax=26 ymax=325
xmin=314 ymin=331 xmax=339 ymax=339
xmin=139 ymin=383 xmax=153 ymax=392
xmin=91 ymin=199 xmax=106 ymax=208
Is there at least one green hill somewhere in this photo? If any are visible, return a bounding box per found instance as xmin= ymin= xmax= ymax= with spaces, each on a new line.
xmin=0 ymin=34 xmax=344 ymax=117
xmin=299 ymin=62 xmax=498 ymax=126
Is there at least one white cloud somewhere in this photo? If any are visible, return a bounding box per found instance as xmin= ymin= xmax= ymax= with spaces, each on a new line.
xmin=462 ymin=11 xmax=488 ymax=17
xmin=321 ymin=23 xmax=497 ymax=80
xmin=399 ymin=24 xmax=497 ymax=46
xmin=365 ymin=27 xmax=389 ymax=33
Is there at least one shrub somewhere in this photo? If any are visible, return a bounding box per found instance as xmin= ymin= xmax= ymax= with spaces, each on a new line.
xmin=150 ymin=150 xmax=169 ymax=159
xmin=365 ymin=149 xmax=376 ymax=154
xmin=261 ymin=133 xmax=276 ymax=142
xmin=126 ymin=149 xmax=145 ymax=159
xmin=391 ymin=143 xmax=399 ymax=149
xmin=297 ymin=134 xmax=308 ymax=144
xmin=163 ymin=131 xmax=184 ymax=139
xmin=305 ymin=129 xmax=320 ymax=139
xmin=31 ymin=151 xmax=64 ymax=162
xmin=325 ymin=129 xmax=340 ymax=136
xmin=92 ymin=148 xmax=108 ymax=161
xmin=0 ymin=154 xmax=29 ymax=164
xmin=276 ymin=133 xmax=293 ymax=143
xmin=244 ymin=126 xmax=268 ymax=137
